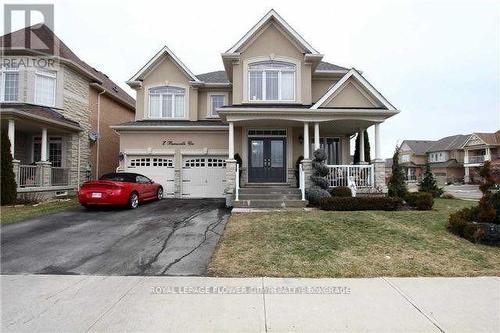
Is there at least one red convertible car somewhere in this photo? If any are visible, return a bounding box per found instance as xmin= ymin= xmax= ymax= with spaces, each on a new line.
xmin=78 ymin=173 xmax=163 ymax=209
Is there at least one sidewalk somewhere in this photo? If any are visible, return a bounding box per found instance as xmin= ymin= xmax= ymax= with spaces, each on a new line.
xmin=1 ymin=275 xmax=498 ymax=332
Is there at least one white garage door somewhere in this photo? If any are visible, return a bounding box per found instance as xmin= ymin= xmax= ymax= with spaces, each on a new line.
xmin=182 ymin=156 xmax=227 ymax=198
xmin=126 ymin=156 xmax=175 ymax=197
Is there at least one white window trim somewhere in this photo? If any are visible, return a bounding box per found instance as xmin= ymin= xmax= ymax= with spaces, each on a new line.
xmin=34 ymin=70 xmax=57 ymax=107
xmin=0 ymin=67 xmax=19 ymax=102
xmin=146 ymin=84 xmax=189 ymax=120
xmin=31 ymin=136 xmax=66 ymax=167
xmin=206 ymin=92 xmax=228 ymax=118
xmin=242 ymin=56 xmax=301 ymax=104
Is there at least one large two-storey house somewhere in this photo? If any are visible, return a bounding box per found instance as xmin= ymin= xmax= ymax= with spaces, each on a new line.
xmin=114 ymin=10 xmax=400 ymax=207
xmin=1 ymin=24 xmax=135 ymax=198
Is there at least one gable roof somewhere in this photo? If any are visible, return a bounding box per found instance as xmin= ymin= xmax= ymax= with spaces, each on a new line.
xmin=128 ymin=45 xmax=200 ymax=84
xmin=226 ymin=9 xmax=320 ymax=55
xmin=427 ymin=134 xmax=469 ymax=153
xmin=474 ymin=130 xmax=500 ymax=145
xmin=402 ymin=140 xmax=435 ymax=155
xmin=311 ymin=69 xmax=397 ymax=110
xmin=0 ymin=24 xmax=135 ymax=109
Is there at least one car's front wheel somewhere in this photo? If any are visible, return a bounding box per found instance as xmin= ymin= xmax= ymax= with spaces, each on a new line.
xmin=157 ymin=187 xmax=163 ymax=200
xmin=128 ymin=192 xmax=139 ymax=209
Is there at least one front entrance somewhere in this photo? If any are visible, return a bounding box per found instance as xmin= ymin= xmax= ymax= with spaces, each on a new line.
xmin=248 ymin=137 xmax=286 ymax=183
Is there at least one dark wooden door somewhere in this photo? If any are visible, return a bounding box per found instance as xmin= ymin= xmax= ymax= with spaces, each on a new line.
xmin=248 ymin=138 xmax=286 ymax=183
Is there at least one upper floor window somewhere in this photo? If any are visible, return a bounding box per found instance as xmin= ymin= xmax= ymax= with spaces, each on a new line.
xmin=149 ymin=86 xmax=185 ymax=118
xmin=35 ymin=70 xmax=56 ymax=106
xmin=0 ymin=66 xmax=19 ymax=102
xmin=248 ymin=61 xmax=295 ymax=101
xmin=400 ymin=154 xmax=410 ymax=163
xmin=209 ymin=94 xmax=226 ymax=118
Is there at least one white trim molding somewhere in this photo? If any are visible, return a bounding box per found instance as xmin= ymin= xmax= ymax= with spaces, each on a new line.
xmin=206 ymin=92 xmax=229 ymax=118
xmin=311 ymin=69 xmax=397 ymax=110
xmin=144 ymin=83 xmax=189 ymax=120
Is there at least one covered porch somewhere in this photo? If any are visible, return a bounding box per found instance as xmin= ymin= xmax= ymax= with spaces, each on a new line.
xmin=1 ymin=105 xmax=82 ymax=197
xmin=219 ymin=107 xmax=396 ymax=205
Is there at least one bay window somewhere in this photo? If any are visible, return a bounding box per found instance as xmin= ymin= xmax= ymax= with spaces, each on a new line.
xmin=209 ymin=94 xmax=225 ymax=117
xmin=149 ymin=86 xmax=185 ymax=118
xmin=35 ymin=70 xmax=57 ymax=106
xmin=0 ymin=66 xmax=19 ymax=102
xmin=248 ymin=61 xmax=295 ymax=101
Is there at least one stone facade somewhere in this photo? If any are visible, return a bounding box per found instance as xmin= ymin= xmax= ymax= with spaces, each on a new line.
xmin=225 ymin=159 xmax=237 ymax=207
xmin=373 ymin=160 xmax=388 ymax=193
xmin=301 ymin=159 xmax=313 ymax=191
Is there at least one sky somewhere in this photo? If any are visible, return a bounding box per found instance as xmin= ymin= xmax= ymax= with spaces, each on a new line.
xmin=4 ymin=0 xmax=500 ymax=159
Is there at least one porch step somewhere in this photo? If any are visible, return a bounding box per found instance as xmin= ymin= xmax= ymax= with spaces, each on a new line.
xmin=233 ymin=199 xmax=308 ymax=208
xmin=239 ymin=187 xmax=300 ymax=195
xmin=239 ymin=193 xmax=302 ymax=200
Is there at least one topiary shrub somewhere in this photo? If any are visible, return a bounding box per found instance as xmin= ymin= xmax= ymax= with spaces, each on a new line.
xmin=319 ymin=197 xmax=402 ymax=211
xmin=490 ymin=192 xmax=500 ymax=224
xmin=405 ymin=192 xmax=434 ymax=210
xmin=329 ymin=186 xmax=352 ymax=197
xmin=1 ymin=130 xmax=17 ymax=205
xmin=306 ymin=148 xmax=332 ymax=206
xmin=419 ymin=163 xmax=444 ymax=197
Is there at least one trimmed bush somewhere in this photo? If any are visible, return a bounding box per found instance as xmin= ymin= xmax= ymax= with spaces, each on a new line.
xmin=329 ymin=186 xmax=352 ymax=197
xmin=490 ymin=192 xmax=500 ymax=224
xmin=319 ymin=196 xmax=402 ymax=211
xmin=388 ymin=145 xmax=408 ymax=199
xmin=306 ymin=188 xmax=331 ymax=206
xmin=405 ymin=192 xmax=434 ymax=210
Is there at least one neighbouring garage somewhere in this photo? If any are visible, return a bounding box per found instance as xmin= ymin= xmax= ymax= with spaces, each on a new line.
xmin=126 ymin=156 xmax=175 ymax=197
xmin=182 ymin=156 xmax=227 ymax=198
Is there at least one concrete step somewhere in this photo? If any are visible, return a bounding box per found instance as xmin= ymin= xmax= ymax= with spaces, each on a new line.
xmin=244 ymin=183 xmax=291 ymax=188
xmin=239 ymin=187 xmax=301 ymax=195
xmin=239 ymin=193 xmax=302 ymax=200
xmin=233 ymin=199 xmax=308 ymax=208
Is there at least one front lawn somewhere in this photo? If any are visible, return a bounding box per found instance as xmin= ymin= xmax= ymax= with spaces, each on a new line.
xmin=209 ymin=199 xmax=500 ymax=277
xmin=1 ymin=198 xmax=79 ymax=225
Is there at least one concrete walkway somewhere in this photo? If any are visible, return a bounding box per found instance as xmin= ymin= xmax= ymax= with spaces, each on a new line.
xmin=1 ymin=275 xmax=498 ymax=332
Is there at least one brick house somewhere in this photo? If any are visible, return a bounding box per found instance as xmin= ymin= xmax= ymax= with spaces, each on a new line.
xmin=399 ymin=140 xmax=434 ymax=182
xmin=426 ymin=134 xmax=469 ymax=185
xmin=462 ymin=130 xmax=500 ymax=183
xmin=0 ymin=24 xmax=135 ymax=198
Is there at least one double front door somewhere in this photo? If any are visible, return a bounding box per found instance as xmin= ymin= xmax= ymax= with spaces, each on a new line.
xmin=248 ymin=138 xmax=286 ymax=183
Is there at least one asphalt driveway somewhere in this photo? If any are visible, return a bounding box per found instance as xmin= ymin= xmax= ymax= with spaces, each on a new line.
xmin=1 ymin=199 xmax=230 ymax=276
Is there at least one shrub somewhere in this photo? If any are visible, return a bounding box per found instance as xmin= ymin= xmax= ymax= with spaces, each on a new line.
xmin=476 ymin=161 xmax=497 ymax=223
xmin=490 ymin=192 xmax=500 ymax=224
xmin=387 ymin=145 xmax=408 ymax=199
xmin=405 ymin=192 xmax=434 ymax=210
xmin=419 ymin=163 xmax=444 ymax=197
xmin=1 ymin=130 xmax=17 ymax=205
xmin=310 ymin=176 xmax=329 ymax=190
xmin=329 ymin=186 xmax=352 ymax=197
xmin=319 ymin=196 xmax=402 ymax=211
xmin=306 ymin=188 xmax=331 ymax=206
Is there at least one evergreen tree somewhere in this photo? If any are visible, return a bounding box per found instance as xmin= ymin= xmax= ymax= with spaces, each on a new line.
xmin=419 ymin=163 xmax=443 ymax=197
xmin=353 ymin=130 xmax=371 ymax=163
xmin=477 ymin=161 xmax=497 ymax=222
xmin=1 ymin=130 xmax=17 ymax=205
xmin=388 ymin=145 xmax=408 ymax=198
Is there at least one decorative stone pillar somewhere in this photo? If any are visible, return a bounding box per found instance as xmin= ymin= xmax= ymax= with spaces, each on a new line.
xmin=373 ymin=160 xmax=387 ymax=193
xmin=464 ymin=166 xmax=470 ymax=184
xmin=36 ymin=161 xmax=52 ymax=187
xmin=174 ymin=170 xmax=181 ymax=198
xmin=302 ymin=159 xmax=313 ymax=191
xmin=12 ymin=159 xmax=20 ymax=188
xmin=225 ymin=159 xmax=237 ymax=207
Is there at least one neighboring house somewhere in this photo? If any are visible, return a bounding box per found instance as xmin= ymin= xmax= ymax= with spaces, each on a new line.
xmin=462 ymin=130 xmax=500 ymax=183
xmin=114 ymin=10 xmax=399 ymax=207
xmin=0 ymin=24 xmax=135 ymax=198
xmin=425 ymin=134 xmax=468 ymax=185
xmin=399 ymin=140 xmax=434 ymax=182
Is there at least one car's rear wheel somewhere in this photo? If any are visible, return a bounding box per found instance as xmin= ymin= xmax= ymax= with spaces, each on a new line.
xmin=128 ymin=192 xmax=139 ymax=209
xmin=157 ymin=187 xmax=163 ymax=200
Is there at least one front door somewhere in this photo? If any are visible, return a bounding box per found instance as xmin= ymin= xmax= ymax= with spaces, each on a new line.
xmin=248 ymin=138 xmax=286 ymax=183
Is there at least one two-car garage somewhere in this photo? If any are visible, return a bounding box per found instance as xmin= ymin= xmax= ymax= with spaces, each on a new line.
xmin=125 ymin=155 xmax=227 ymax=198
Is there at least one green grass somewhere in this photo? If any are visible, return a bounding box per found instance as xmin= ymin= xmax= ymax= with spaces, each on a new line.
xmin=209 ymin=199 xmax=500 ymax=278
xmin=1 ymin=198 xmax=79 ymax=225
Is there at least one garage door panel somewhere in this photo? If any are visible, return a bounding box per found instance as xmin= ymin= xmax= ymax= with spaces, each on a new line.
xmin=182 ymin=156 xmax=227 ymax=198
xmin=126 ymin=156 xmax=175 ymax=197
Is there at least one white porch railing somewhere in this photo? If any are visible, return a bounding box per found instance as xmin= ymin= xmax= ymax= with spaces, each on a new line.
xmin=326 ymin=164 xmax=374 ymax=188
xmin=18 ymin=165 xmax=41 ymax=187
xmin=299 ymin=163 xmax=305 ymax=200
xmin=51 ymin=167 xmax=71 ymax=186
xmin=466 ymin=155 xmax=485 ymax=164
xmin=235 ymin=163 xmax=240 ymax=201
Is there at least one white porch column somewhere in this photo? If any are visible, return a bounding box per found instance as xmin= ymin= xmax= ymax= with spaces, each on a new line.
xmin=228 ymin=122 xmax=234 ymax=159
xmin=41 ymin=128 xmax=48 ymax=161
xmin=485 ymin=147 xmax=491 ymax=161
xmin=359 ymin=128 xmax=365 ymax=163
xmin=314 ymin=122 xmax=320 ymax=151
xmin=374 ymin=123 xmax=381 ymax=160
xmin=7 ymin=119 xmax=15 ymax=157
xmin=303 ymin=122 xmax=310 ymax=159
xmin=464 ymin=149 xmax=469 ymax=164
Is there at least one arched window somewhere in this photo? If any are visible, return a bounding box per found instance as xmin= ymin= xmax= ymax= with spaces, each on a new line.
xmin=149 ymin=86 xmax=185 ymax=118
xmin=248 ymin=61 xmax=295 ymax=101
